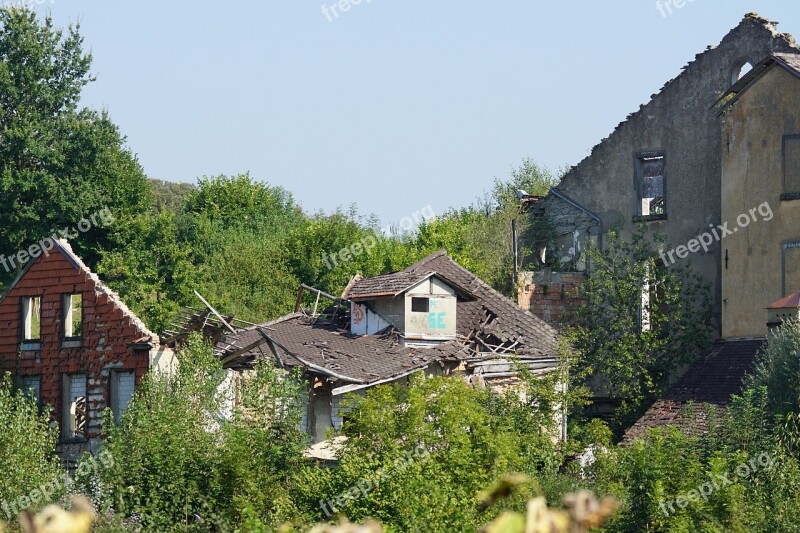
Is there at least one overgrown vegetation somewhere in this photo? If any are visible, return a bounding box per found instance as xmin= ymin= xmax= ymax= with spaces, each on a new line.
xmin=571 ymin=228 xmax=715 ymax=431
xmin=5 ymin=6 xmax=800 ymax=533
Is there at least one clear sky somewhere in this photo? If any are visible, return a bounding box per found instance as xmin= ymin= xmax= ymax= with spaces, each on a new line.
xmin=32 ymin=1 xmax=800 ymax=225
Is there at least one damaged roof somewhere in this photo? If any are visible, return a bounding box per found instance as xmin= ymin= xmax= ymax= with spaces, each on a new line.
xmin=345 ymin=270 xmax=440 ymax=300
xmin=397 ymin=250 xmax=560 ymax=357
xmin=623 ymin=338 xmax=765 ymax=442
xmin=213 ymin=250 xmax=560 ymax=386
xmin=216 ymin=313 xmax=465 ymax=385
xmin=716 ymin=52 xmax=800 ymax=113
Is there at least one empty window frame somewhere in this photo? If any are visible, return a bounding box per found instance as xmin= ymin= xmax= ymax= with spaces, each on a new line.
xmin=20 ymin=375 xmax=41 ymax=403
xmin=783 ymin=135 xmax=800 ymax=199
xmin=62 ymin=294 xmax=83 ymax=340
xmin=109 ymin=370 xmax=136 ymax=423
xmin=21 ymin=297 xmax=41 ymax=342
xmin=62 ymin=373 xmax=87 ymax=440
xmin=635 ymin=153 xmax=666 ymax=217
xmin=411 ymin=297 xmax=429 ymax=313
xmin=783 ymin=241 xmax=800 ymax=297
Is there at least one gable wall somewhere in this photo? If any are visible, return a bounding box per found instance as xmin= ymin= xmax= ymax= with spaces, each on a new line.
xmin=539 ymin=15 xmax=799 ymax=335
xmin=0 ymin=249 xmax=151 ymax=460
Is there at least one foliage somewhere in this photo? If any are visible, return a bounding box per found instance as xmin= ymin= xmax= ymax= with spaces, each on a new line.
xmin=94 ymin=335 xmax=229 ymax=531
xmin=0 ymin=374 xmax=63 ymax=515
xmin=570 ymin=228 xmax=714 ymax=428
xmin=292 ymin=373 xmax=577 ymax=532
xmin=93 ymin=335 xmax=308 ymax=531
xmin=0 ymin=7 xmax=150 ymax=284
xmin=747 ymin=319 xmax=800 ymax=418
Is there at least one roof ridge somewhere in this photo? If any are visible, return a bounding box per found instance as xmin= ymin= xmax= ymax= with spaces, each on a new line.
xmin=425 ymin=254 xmax=561 ymax=337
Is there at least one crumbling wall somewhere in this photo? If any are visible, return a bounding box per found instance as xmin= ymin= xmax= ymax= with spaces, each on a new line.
xmin=0 ymin=249 xmax=153 ymax=463
xmin=518 ymin=271 xmax=585 ymax=326
xmin=533 ymin=14 xmax=799 ymax=337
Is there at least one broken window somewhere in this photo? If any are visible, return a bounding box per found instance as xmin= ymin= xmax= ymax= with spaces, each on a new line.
xmin=62 ymin=373 xmax=87 ymax=439
xmin=411 ymin=297 xmax=429 ymax=313
xmin=783 ymin=135 xmax=800 ymax=199
xmin=21 ymin=297 xmax=41 ymax=342
xmin=62 ymin=294 xmax=83 ymax=340
xmin=636 ymin=153 xmax=666 ymax=217
xmin=20 ymin=375 xmax=41 ymax=403
xmin=110 ymin=370 xmax=136 ymax=423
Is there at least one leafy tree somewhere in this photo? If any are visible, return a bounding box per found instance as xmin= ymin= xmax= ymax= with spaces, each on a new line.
xmin=96 ymin=335 xmax=229 ymax=530
xmin=149 ymin=179 xmax=195 ymax=214
xmin=0 ymin=7 xmax=151 ymax=282
xmin=747 ymin=319 xmax=800 ymax=418
xmin=571 ymin=228 xmax=714 ymax=428
xmin=97 ymin=211 xmax=200 ymax=333
xmin=492 ymin=158 xmax=560 ymax=209
xmin=95 ymin=335 xmax=307 ymax=531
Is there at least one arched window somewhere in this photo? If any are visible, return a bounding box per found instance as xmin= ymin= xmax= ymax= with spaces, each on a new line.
xmin=732 ymin=60 xmax=754 ymax=85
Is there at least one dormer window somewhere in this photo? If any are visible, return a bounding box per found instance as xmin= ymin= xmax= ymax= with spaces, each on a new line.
xmin=63 ymin=294 xmax=83 ymax=341
xmin=21 ymin=297 xmax=41 ymax=343
xmin=411 ymin=297 xmax=429 ymax=313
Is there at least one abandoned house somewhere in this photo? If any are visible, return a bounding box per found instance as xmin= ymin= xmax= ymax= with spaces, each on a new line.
xmin=0 ymin=240 xmax=175 ymax=464
xmin=518 ymin=13 xmax=800 ymax=437
xmin=169 ymin=250 xmax=565 ymax=451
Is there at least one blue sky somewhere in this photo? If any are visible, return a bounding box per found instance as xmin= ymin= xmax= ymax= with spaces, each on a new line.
xmin=34 ymin=1 xmax=800 ymax=225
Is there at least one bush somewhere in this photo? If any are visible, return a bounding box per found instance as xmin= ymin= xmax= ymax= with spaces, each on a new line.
xmin=0 ymin=374 xmax=62 ymax=518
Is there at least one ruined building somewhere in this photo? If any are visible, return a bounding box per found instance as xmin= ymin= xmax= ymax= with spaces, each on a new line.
xmin=0 ymin=240 xmax=174 ymax=464
xmin=519 ymin=14 xmax=800 ymax=437
xmin=522 ymin=13 xmax=799 ymax=333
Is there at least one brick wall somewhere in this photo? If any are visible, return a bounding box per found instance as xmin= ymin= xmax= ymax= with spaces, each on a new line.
xmin=0 ymin=243 xmax=154 ymax=460
xmin=518 ymin=270 xmax=585 ymax=326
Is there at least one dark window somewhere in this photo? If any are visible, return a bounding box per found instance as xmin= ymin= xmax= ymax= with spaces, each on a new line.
xmin=635 ymin=153 xmax=666 ymax=218
xmin=20 ymin=375 xmax=41 ymax=403
xmin=783 ymin=135 xmax=800 ymax=199
xmin=783 ymin=242 xmax=800 ymax=296
xmin=411 ymin=297 xmax=429 ymax=313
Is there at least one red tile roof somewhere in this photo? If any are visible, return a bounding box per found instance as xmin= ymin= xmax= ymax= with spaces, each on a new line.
xmin=766 ymin=291 xmax=800 ymax=309
xmin=623 ymin=338 xmax=765 ymax=442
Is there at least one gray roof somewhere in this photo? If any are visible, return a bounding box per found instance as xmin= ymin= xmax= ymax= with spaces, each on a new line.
xmin=394 ymin=251 xmax=560 ymax=357
xmin=217 ymin=313 xmax=464 ymax=384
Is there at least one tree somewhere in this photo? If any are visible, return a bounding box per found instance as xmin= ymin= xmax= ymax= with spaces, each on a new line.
xmin=0 ymin=7 xmax=151 ymax=283
xmin=492 ymin=158 xmax=560 ymax=209
xmin=292 ymin=372 xmax=578 ymax=531
xmin=571 ymin=228 xmax=714 ymax=428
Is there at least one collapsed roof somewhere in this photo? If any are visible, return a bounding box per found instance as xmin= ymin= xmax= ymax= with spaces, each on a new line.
xmin=172 ymin=250 xmax=562 ymax=389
